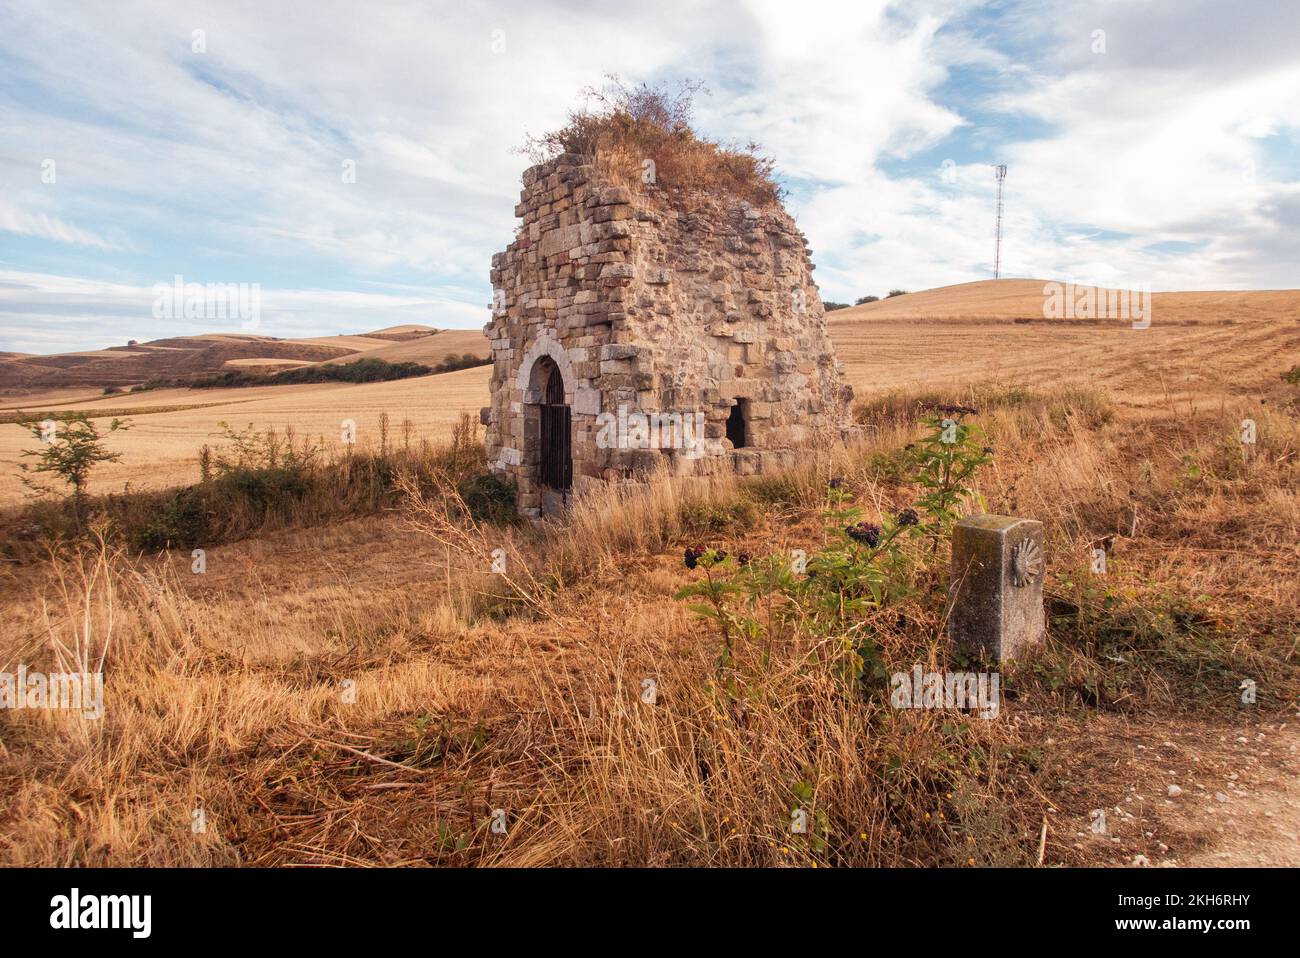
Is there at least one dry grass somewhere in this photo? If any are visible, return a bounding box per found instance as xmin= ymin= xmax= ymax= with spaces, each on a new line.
xmin=0 ymin=365 xmax=493 ymax=502
xmin=1 ymin=372 xmax=1295 ymax=866
xmin=522 ymin=77 xmax=782 ymax=208
xmin=1 ymin=281 xmax=1296 ymax=867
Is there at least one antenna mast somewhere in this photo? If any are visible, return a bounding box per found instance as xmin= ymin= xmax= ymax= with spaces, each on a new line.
xmin=993 ymin=164 xmax=1008 ymax=279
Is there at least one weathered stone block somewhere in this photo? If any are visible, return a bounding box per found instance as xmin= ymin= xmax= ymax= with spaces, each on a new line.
xmin=599 ymin=263 xmax=635 ymax=280
xmin=587 ymin=185 xmax=632 ymax=207
xmin=600 ymin=343 xmax=640 ymax=361
xmin=948 ymin=515 xmax=1045 ymax=662
xmin=719 ymin=379 xmax=757 ymax=399
xmin=574 ymin=387 xmax=602 ymax=416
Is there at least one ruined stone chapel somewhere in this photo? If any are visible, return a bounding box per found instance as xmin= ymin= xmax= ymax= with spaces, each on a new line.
xmin=482 ymin=152 xmax=854 ymax=517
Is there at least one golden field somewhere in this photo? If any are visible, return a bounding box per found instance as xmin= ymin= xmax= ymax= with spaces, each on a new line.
xmin=2 ymin=281 xmax=1295 ymax=506
xmin=0 ymin=280 xmax=1296 ymax=867
xmin=0 ymin=365 xmax=492 ymax=502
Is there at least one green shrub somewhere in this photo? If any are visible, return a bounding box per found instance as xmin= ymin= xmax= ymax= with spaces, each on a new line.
xmin=220 ymin=465 xmax=313 ymax=509
xmin=457 ymin=473 xmax=517 ymax=525
xmin=676 ymin=411 xmax=990 ymax=692
xmin=129 ymin=488 xmax=211 ymax=551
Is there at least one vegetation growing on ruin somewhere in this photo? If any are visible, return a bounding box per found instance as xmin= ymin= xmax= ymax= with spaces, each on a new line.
xmin=521 ymin=76 xmax=783 ymax=208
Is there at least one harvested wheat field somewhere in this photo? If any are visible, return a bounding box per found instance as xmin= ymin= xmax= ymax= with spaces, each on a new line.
xmin=829 ymin=281 xmax=1300 ymax=410
xmin=0 ymin=364 xmax=493 ymax=502
xmin=1 ymin=280 xmax=1296 ymax=868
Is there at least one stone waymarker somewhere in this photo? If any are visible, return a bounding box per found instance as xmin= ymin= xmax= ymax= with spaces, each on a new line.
xmin=949 ymin=515 xmax=1045 ymax=662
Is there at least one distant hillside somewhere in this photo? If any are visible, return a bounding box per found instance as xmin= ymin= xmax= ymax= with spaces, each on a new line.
xmin=0 ymin=324 xmax=488 ymax=393
xmin=829 ymin=279 xmax=1300 ymax=325
xmin=0 ymin=336 xmax=347 ymax=391
xmin=323 ymin=328 xmax=490 ymax=366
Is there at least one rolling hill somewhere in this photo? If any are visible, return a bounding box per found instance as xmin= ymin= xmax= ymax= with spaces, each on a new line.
xmin=0 ymin=323 xmax=490 ymax=393
xmin=832 ymin=279 xmax=1300 ymax=324
xmin=828 ymin=280 xmax=1300 ymax=408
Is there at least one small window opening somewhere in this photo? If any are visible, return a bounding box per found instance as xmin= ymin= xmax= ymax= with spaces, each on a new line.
xmin=726 ymin=400 xmax=748 ymax=448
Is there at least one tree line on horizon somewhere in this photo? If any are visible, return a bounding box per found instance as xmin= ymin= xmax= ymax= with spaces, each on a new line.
xmin=824 ymin=289 xmax=909 ymax=311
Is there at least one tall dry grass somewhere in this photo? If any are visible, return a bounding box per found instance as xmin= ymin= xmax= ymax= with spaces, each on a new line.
xmin=0 ymin=382 xmax=1295 ymax=866
xmin=0 ymin=413 xmax=496 ymax=563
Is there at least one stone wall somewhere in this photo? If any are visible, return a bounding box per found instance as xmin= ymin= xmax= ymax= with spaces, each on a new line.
xmin=483 ymin=152 xmax=854 ymax=517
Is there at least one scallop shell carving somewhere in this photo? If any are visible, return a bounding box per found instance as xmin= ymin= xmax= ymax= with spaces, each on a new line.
xmin=1009 ymin=538 xmax=1043 ymax=587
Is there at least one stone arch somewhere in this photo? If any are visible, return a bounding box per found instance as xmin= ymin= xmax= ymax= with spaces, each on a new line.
xmin=517 ymin=334 xmax=575 ymax=514
xmin=516 ymin=332 xmax=574 ymax=404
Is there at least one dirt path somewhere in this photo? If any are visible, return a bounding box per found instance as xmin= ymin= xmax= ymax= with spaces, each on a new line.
xmin=1057 ymin=712 xmax=1300 ymax=867
xmin=1174 ymin=721 xmax=1300 ymax=867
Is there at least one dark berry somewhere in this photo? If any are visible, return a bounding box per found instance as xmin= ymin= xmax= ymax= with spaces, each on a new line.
xmin=845 ymin=522 xmax=881 ymax=547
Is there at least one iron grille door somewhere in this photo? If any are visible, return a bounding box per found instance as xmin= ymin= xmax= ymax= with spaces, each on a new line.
xmin=540 ymin=403 xmax=572 ymax=490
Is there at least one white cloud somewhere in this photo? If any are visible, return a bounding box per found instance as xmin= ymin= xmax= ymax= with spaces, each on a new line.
xmin=0 ymin=200 xmax=123 ymax=251
xmin=0 ymin=0 xmax=1295 ymax=354
xmin=0 ymin=269 xmax=484 ymax=353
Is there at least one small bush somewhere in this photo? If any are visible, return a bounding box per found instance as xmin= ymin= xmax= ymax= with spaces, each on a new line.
xmin=674 ymin=411 xmax=990 ymax=692
xmin=16 ymin=412 xmax=129 ymax=523
xmin=128 ymin=488 xmax=211 ymax=551
xmin=456 ymin=473 xmax=517 ymax=525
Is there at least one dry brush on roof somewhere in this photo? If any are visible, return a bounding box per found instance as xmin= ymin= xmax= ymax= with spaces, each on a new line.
xmin=520 ymin=76 xmax=782 ymax=209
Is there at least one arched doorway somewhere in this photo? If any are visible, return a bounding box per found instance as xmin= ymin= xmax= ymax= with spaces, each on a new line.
xmin=523 ymin=354 xmax=571 ymax=515
xmin=537 ymin=358 xmax=571 ymax=493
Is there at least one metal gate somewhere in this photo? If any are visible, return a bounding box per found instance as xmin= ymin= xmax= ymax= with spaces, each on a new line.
xmin=540 ymin=403 xmax=571 ymax=490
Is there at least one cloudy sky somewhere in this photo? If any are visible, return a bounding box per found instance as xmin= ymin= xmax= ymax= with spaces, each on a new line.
xmin=1 ymin=0 xmax=1297 ymax=354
